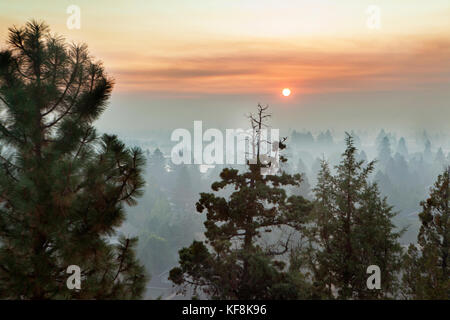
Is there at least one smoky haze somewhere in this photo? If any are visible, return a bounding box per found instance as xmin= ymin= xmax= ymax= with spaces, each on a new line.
xmin=96 ymin=87 xmax=450 ymax=139
xmin=118 ymin=118 xmax=449 ymax=298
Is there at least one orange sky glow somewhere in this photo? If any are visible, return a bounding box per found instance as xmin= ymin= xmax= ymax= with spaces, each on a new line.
xmin=1 ymin=1 xmax=450 ymax=98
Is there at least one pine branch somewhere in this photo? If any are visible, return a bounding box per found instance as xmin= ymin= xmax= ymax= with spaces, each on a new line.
xmin=113 ymin=238 xmax=130 ymax=281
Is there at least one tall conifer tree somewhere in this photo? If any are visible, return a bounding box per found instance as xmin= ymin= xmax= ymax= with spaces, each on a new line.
xmin=169 ymin=105 xmax=312 ymax=299
xmin=402 ymin=167 xmax=450 ymax=299
xmin=308 ymin=134 xmax=403 ymax=299
xmin=0 ymin=21 xmax=147 ymax=299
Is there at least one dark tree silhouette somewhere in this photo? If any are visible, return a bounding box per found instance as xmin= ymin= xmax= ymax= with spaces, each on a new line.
xmin=169 ymin=105 xmax=312 ymax=299
xmin=307 ymin=134 xmax=403 ymax=299
xmin=0 ymin=21 xmax=147 ymax=299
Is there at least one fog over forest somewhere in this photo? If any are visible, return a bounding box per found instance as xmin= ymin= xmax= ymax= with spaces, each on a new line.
xmin=118 ymin=125 xmax=449 ymax=298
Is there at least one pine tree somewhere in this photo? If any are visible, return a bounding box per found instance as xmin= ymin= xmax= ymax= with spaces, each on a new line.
xmin=308 ymin=134 xmax=403 ymax=299
xmin=148 ymin=148 xmax=165 ymax=175
xmin=375 ymin=129 xmax=386 ymax=147
xmin=147 ymin=147 xmax=168 ymax=190
xmin=423 ymin=139 xmax=433 ymax=164
xmin=349 ymin=130 xmax=361 ymax=149
xmin=0 ymin=21 xmax=147 ymax=299
xmin=402 ymin=167 xmax=450 ymax=299
xmin=397 ymin=137 xmax=408 ymax=158
xmin=377 ymin=136 xmax=392 ymax=168
xmin=169 ymin=105 xmax=312 ymax=299
xmin=433 ymin=147 xmax=447 ymax=177
xmin=435 ymin=147 xmax=446 ymax=165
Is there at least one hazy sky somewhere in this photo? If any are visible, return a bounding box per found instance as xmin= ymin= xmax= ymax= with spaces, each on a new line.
xmin=1 ymin=1 xmax=449 ymax=136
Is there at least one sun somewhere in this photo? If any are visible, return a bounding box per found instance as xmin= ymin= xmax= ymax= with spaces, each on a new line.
xmin=282 ymin=88 xmax=291 ymax=97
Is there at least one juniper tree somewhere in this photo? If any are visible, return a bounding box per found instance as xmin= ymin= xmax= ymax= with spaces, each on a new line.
xmin=0 ymin=21 xmax=147 ymax=299
xmin=402 ymin=167 xmax=450 ymax=299
xmin=169 ymin=105 xmax=312 ymax=299
xmin=307 ymin=134 xmax=403 ymax=299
